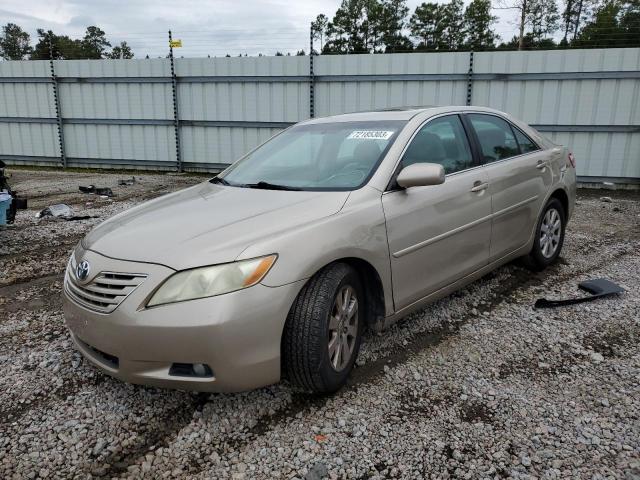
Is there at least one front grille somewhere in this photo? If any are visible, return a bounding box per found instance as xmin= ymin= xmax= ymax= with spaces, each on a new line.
xmin=64 ymin=258 xmax=147 ymax=313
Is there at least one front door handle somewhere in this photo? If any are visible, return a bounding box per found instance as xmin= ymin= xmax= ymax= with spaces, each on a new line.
xmin=470 ymin=181 xmax=489 ymax=193
xmin=536 ymin=160 xmax=548 ymax=170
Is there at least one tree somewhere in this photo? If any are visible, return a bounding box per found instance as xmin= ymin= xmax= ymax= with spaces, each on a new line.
xmin=0 ymin=23 xmax=32 ymax=60
xmin=529 ymin=0 xmax=560 ymax=42
xmin=464 ymin=0 xmax=499 ymax=50
xmin=82 ymin=26 xmax=111 ymax=58
xmin=31 ymin=29 xmax=84 ymax=59
xmin=561 ymin=0 xmax=593 ymax=42
xmin=410 ymin=2 xmax=446 ymax=49
xmin=498 ymin=0 xmax=560 ymax=49
xmin=312 ymin=14 xmax=329 ymax=51
xmin=380 ymin=0 xmax=412 ymax=51
xmin=574 ymin=0 xmax=640 ymax=47
xmin=325 ymin=0 xmax=368 ymax=53
xmin=440 ymin=0 xmax=467 ymax=50
xmin=106 ymin=41 xmax=134 ymax=59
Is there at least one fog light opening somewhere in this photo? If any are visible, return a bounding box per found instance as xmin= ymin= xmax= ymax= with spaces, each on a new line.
xmin=169 ymin=362 xmax=214 ymax=378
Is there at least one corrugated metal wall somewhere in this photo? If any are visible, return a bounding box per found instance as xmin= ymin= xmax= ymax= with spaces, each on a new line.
xmin=1 ymin=48 xmax=638 ymax=181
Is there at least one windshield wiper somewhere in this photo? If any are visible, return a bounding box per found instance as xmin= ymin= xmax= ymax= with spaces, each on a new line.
xmin=210 ymin=176 xmax=231 ymax=186
xmin=245 ymin=181 xmax=301 ymax=191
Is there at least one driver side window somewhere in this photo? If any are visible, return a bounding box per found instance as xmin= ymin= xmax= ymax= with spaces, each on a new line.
xmin=401 ymin=115 xmax=473 ymax=175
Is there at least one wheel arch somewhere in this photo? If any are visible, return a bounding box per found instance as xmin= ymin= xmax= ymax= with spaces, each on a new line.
xmin=284 ymin=257 xmax=387 ymax=334
xmin=549 ymin=188 xmax=569 ymax=219
xmin=334 ymin=257 xmax=386 ymax=332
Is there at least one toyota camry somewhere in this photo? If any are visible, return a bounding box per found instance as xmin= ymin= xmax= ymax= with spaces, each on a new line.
xmin=63 ymin=106 xmax=576 ymax=393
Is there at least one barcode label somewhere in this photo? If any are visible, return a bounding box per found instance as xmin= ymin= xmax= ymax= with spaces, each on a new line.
xmin=347 ymin=130 xmax=394 ymax=140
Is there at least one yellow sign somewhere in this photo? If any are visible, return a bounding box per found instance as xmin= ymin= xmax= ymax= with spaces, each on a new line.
xmin=169 ymin=40 xmax=182 ymax=48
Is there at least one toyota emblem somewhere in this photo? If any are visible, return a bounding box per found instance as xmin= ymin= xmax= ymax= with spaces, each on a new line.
xmin=76 ymin=260 xmax=90 ymax=281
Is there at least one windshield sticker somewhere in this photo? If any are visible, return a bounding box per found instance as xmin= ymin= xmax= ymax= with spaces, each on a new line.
xmin=347 ymin=130 xmax=394 ymax=140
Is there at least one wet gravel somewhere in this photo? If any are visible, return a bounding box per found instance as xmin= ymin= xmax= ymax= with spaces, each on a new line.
xmin=1 ymin=169 xmax=639 ymax=479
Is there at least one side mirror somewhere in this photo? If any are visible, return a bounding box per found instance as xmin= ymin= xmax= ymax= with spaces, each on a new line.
xmin=396 ymin=163 xmax=445 ymax=189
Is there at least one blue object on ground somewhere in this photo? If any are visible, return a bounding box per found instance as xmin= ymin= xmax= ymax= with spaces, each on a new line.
xmin=0 ymin=192 xmax=12 ymax=226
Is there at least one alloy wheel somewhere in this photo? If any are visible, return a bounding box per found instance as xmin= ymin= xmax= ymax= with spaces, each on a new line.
xmin=328 ymin=285 xmax=359 ymax=371
xmin=540 ymin=207 xmax=562 ymax=258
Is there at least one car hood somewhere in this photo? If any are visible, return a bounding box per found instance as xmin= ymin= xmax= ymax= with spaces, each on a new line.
xmin=83 ymin=182 xmax=350 ymax=270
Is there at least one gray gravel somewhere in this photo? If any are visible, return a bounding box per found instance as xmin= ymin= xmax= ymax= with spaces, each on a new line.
xmin=1 ymin=169 xmax=639 ymax=479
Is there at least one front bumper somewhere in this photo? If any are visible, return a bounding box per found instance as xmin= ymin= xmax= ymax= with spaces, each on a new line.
xmin=63 ymin=249 xmax=305 ymax=392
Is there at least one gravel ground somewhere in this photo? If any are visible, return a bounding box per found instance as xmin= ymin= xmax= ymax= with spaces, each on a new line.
xmin=1 ymin=168 xmax=639 ymax=480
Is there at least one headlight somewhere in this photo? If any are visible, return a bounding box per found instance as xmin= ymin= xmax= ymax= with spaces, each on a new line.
xmin=147 ymin=254 xmax=277 ymax=307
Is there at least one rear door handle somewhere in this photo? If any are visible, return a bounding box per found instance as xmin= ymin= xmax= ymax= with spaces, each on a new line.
xmin=470 ymin=181 xmax=489 ymax=193
xmin=536 ymin=160 xmax=548 ymax=170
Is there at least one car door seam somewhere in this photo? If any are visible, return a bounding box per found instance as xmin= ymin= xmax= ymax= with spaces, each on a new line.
xmin=392 ymin=213 xmax=493 ymax=258
xmin=491 ymin=195 xmax=539 ymax=220
xmin=391 ymin=194 xmax=538 ymax=259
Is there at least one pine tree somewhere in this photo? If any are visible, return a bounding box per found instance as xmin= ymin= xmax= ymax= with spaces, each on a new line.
xmin=0 ymin=23 xmax=32 ymax=60
xmin=464 ymin=0 xmax=499 ymax=50
xmin=82 ymin=26 xmax=111 ymax=59
xmin=440 ymin=0 xmax=467 ymax=50
xmin=410 ymin=2 xmax=446 ymax=49
xmin=106 ymin=41 xmax=134 ymax=59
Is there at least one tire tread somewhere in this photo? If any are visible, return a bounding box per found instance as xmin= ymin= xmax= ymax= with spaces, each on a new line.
xmin=282 ymin=263 xmax=353 ymax=392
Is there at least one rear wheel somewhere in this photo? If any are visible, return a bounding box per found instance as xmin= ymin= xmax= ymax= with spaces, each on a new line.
xmin=523 ymin=198 xmax=566 ymax=271
xmin=282 ymin=263 xmax=363 ymax=393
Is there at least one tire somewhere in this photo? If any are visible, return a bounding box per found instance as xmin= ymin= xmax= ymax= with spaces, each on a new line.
xmin=523 ymin=197 xmax=566 ymax=271
xmin=282 ymin=263 xmax=364 ymax=393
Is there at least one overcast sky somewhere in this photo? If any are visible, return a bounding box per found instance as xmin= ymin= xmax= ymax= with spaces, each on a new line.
xmin=1 ymin=0 xmax=521 ymax=58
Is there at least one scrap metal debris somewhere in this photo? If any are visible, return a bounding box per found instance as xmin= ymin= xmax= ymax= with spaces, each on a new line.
xmin=118 ymin=176 xmax=137 ymax=186
xmin=36 ymin=204 xmax=98 ymax=221
xmin=534 ymin=278 xmax=625 ymax=308
xmin=79 ymin=185 xmax=114 ymax=196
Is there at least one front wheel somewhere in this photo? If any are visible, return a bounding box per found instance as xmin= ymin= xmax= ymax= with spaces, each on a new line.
xmin=282 ymin=263 xmax=364 ymax=393
xmin=523 ymin=198 xmax=566 ymax=271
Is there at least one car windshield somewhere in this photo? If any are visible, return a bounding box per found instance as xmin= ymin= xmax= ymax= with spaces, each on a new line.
xmin=217 ymin=121 xmax=405 ymax=191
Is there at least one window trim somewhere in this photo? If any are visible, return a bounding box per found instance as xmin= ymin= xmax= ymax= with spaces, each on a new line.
xmin=385 ymin=112 xmax=480 ymax=192
xmin=463 ymin=112 xmax=542 ymax=166
xmin=510 ymin=124 xmax=541 ymax=155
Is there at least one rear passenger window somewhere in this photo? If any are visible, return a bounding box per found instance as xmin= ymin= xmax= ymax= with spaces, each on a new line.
xmin=513 ymin=128 xmax=539 ymax=153
xmin=402 ymin=115 xmax=473 ymax=174
xmin=468 ymin=114 xmax=520 ymax=163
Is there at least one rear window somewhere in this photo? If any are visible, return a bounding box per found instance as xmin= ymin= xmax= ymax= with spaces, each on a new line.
xmin=513 ymin=127 xmax=539 ymax=153
xmin=468 ymin=114 xmax=519 ymax=162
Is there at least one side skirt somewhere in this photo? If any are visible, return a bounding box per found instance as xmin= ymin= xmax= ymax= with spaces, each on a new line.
xmin=382 ymin=244 xmax=530 ymax=329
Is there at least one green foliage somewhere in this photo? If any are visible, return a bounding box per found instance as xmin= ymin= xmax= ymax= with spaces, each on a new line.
xmin=464 ymin=0 xmax=499 ymax=50
xmin=528 ymin=0 xmax=561 ymax=42
xmin=573 ymin=0 xmax=640 ymax=47
xmin=31 ymin=26 xmax=118 ymax=59
xmin=0 ymin=23 xmax=32 ymax=60
xmin=82 ymin=26 xmax=111 ymax=58
xmin=409 ymin=3 xmax=445 ymax=49
xmin=440 ymin=0 xmax=466 ymax=50
xmin=106 ymin=41 xmax=134 ymax=59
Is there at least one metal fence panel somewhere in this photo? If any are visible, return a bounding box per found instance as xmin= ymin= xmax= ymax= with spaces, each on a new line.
xmin=0 ymin=122 xmax=59 ymax=157
xmin=314 ymin=52 xmax=470 ymax=116
xmin=63 ymin=124 xmax=176 ymax=164
xmin=0 ymin=49 xmax=638 ymax=181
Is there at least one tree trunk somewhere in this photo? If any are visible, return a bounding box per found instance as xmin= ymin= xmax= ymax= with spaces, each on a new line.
xmin=518 ymin=0 xmax=527 ymax=50
xmin=573 ymin=0 xmax=584 ymax=40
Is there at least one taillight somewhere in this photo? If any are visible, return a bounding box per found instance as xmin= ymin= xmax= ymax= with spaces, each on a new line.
xmin=567 ymin=152 xmax=576 ymax=168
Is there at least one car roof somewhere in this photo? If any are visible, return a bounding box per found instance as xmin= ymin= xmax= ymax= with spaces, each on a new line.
xmin=301 ymin=106 xmax=507 ymax=124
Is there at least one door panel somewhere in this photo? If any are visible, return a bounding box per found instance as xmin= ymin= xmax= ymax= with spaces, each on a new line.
xmin=382 ymin=168 xmax=491 ymax=309
xmin=466 ymin=113 xmax=553 ymax=261
xmin=484 ymin=151 xmax=553 ymax=260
